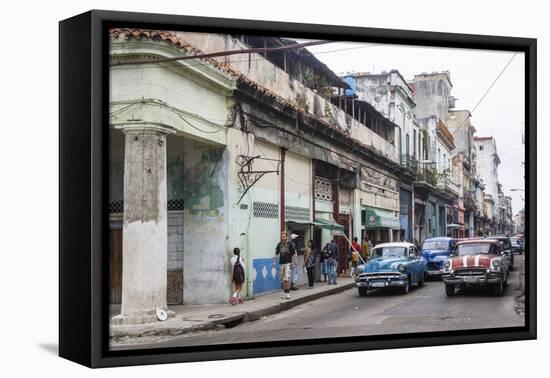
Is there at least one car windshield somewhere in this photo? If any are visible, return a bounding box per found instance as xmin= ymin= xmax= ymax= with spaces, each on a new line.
xmin=373 ymin=247 xmax=407 ymax=258
xmin=456 ymin=243 xmax=494 ymax=256
xmin=422 ymin=240 xmax=448 ymax=250
xmin=488 ymin=237 xmax=511 ymax=249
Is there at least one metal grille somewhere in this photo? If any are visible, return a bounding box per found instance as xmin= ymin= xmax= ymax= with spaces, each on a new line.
xmin=108 ymin=199 xmax=184 ymax=213
xmin=285 ymin=206 xmax=310 ymax=222
xmin=455 ymin=269 xmax=487 ymax=276
xmin=109 ymin=200 xmax=124 ymax=214
xmin=168 ymin=199 xmax=185 ymax=211
xmin=253 ymin=201 xmax=279 ymax=219
xmin=427 ymin=262 xmax=440 ymax=271
xmin=315 ymin=177 xmax=332 ymax=201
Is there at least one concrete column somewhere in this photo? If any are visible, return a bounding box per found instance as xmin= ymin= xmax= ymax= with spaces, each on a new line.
xmin=112 ymin=123 xmax=175 ymax=325
xmin=352 ymin=188 xmax=362 ymax=241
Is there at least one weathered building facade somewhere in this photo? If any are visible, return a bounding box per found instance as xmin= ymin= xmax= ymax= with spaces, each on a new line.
xmin=474 ymin=136 xmax=501 ymax=234
xmin=108 ymin=30 xmax=403 ymax=323
xmin=343 ymin=70 xmax=419 ymax=242
xmin=107 ymin=31 xmax=513 ymax=325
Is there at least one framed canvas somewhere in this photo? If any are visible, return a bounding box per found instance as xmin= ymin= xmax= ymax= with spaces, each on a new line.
xmin=59 ymin=9 xmax=536 ymax=368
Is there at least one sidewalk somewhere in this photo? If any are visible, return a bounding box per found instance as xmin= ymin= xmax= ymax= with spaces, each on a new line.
xmin=110 ymin=277 xmax=355 ymax=342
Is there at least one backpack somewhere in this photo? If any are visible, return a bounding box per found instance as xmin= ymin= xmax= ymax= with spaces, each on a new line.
xmin=233 ymin=257 xmax=245 ymax=284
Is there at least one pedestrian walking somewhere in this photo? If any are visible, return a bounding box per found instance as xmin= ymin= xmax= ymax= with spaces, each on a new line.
xmin=273 ymin=231 xmax=296 ymax=300
xmin=350 ymin=237 xmax=361 ymax=276
xmin=361 ymin=235 xmax=371 ymax=262
xmin=328 ymin=239 xmax=339 ymax=285
xmin=303 ymin=239 xmax=315 ymax=288
xmin=230 ymin=247 xmax=245 ymax=305
xmin=290 ymin=233 xmax=299 ymax=290
xmin=320 ymin=242 xmax=330 ymax=282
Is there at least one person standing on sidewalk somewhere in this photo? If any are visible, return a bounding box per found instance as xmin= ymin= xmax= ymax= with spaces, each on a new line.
xmin=273 ymin=231 xmax=296 ymax=300
xmin=328 ymin=239 xmax=339 ymax=285
xmin=361 ymin=235 xmax=371 ymax=262
xmin=303 ymin=239 xmax=315 ymax=288
xmin=290 ymin=233 xmax=299 ymax=290
xmin=350 ymin=237 xmax=361 ymax=276
xmin=320 ymin=242 xmax=330 ymax=282
xmin=230 ymin=247 xmax=245 ymax=306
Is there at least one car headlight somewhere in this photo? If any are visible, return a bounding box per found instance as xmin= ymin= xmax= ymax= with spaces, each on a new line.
xmin=444 ymin=260 xmax=451 ymax=269
xmin=491 ymin=259 xmax=500 ymax=270
xmin=356 ymin=265 xmax=364 ymax=274
xmin=398 ymin=264 xmax=406 ymax=273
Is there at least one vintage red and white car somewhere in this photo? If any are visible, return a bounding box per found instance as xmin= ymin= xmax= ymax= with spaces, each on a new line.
xmin=442 ymin=239 xmax=509 ymax=296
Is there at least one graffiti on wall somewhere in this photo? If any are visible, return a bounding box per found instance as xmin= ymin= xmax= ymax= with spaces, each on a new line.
xmin=167 ymin=146 xmax=225 ymax=217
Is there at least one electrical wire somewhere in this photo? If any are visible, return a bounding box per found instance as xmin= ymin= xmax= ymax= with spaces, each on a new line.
xmin=175 ymin=112 xmax=224 ymax=134
xmin=111 ymin=40 xmax=333 ymax=67
xmin=109 ymin=42 xmax=382 ymax=71
xmin=451 ymin=52 xmax=518 ymax=136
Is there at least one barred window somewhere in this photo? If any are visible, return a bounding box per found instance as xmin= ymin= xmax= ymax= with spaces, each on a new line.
xmin=315 ymin=177 xmax=332 ymax=201
xmin=253 ymin=201 xmax=279 ymax=219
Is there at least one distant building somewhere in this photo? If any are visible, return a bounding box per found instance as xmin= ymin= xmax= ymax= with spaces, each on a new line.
xmin=474 ymin=136 xmax=501 ymax=234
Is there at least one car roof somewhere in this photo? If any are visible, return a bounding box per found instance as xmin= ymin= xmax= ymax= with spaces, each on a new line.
xmin=456 ymin=239 xmax=500 ymax=246
xmin=373 ymin=242 xmax=416 ymax=248
xmin=485 ymin=235 xmax=509 ymax=239
xmin=424 ymin=237 xmax=452 ymax=242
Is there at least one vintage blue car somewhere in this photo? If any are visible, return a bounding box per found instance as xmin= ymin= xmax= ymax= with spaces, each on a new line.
xmin=355 ymin=242 xmax=427 ymax=296
xmin=421 ymin=237 xmax=455 ymax=277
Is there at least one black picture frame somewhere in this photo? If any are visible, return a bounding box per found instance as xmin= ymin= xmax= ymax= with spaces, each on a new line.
xmin=59 ymin=9 xmax=537 ymax=368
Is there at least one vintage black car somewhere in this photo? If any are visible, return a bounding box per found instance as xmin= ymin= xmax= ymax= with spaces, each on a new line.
xmin=485 ymin=235 xmax=514 ymax=271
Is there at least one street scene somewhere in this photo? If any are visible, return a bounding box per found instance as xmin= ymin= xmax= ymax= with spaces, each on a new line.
xmin=112 ymin=254 xmax=525 ymax=350
xmin=108 ymin=29 xmax=526 ymax=349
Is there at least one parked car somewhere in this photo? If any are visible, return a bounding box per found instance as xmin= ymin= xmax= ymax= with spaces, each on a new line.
xmin=509 ymin=236 xmax=523 ymax=255
xmin=485 ymin=235 xmax=514 ymax=270
xmin=442 ymin=239 xmax=509 ymax=296
xmin=421 ymin=237 xmax=455 ymax=277
xmin=354 ymin=242 xmax=427 ymax=296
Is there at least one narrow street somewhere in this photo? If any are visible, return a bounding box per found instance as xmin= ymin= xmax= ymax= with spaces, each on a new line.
xmin=114 ymin=256 xmax=525 ymax=350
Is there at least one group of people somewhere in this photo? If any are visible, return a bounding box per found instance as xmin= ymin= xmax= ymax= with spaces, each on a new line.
xmin=229 ymin=231 xmax=375 ymax=304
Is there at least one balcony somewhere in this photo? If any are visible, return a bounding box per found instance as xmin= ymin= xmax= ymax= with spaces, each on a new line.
xmin=400 ymin=154 xmax=418 ymax=174
xmin=463 ymin=192 xmax=477 ymax=211
xmin=415 ymin=166 xmax=438 ymax=187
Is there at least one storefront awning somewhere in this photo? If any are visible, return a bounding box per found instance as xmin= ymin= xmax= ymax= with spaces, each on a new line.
xmin=364 ymin=207 xmax=400 ymax=229
xmin=313 ymin=218 xmax=345 ymax=233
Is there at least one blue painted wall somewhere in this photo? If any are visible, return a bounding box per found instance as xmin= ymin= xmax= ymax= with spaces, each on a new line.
xmin=253 ymin=258 xmax=281 ymax=295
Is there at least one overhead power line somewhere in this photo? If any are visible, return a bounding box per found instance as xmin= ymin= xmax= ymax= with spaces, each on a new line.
xmin=451 ymin=52 xmax=518 ymax=136
xmin=110 ymin=40 xmax=333 ymax=67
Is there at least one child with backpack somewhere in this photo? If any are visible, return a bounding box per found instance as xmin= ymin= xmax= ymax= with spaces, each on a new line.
xmin=230 ymin=247 xmax=245 ymax=305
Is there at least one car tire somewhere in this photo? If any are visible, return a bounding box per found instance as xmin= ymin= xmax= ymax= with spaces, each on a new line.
xmin=401 ymin=277 xmax=410 ymax=294
xmin=493 ymin=280 xmax=504 ymax=296
xmin=445 ymin=284 xmax=455 ymax=296
xmin=358 ymin=287 xmax=368 ymax=297
xmin=418 ymin=272 xmax=426 ymax=287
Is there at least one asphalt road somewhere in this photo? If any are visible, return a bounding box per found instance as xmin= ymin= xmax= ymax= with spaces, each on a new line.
xmin=116 ymin=255 xmax=525 ymax=350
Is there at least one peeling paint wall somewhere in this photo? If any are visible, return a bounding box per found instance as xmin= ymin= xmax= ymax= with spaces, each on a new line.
xmin=413 ymin=73 xmax=452 ymax=122
xmin=178 ymin=32 xmax=398 ymax=162
xmin=110 ymin=39 xmax=235 ymax=147
xmin=182 ymin=137 xmax=229 ymax=304
xmin=350 ymin=71 xmax=419 ymax=159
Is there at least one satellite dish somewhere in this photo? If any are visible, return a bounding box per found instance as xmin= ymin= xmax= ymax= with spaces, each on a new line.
xmin=156 ymin=306 xmax=168 ymax=321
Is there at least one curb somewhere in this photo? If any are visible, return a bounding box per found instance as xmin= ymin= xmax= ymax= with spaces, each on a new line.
xmin=111 ymin=281 xmax=355 ymax=341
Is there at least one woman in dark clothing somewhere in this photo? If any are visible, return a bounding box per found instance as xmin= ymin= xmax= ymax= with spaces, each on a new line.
xmin=303 ymin=240 xmax=316 ymax=288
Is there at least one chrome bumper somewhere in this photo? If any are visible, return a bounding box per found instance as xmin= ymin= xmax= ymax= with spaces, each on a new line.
xmin=355 ymin=273 xmax=408 ymax=288
xmin=442 ymin=273 xmax=502 ymax=285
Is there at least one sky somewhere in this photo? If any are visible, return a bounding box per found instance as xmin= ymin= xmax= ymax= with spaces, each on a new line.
xmin=301 ymin=41 xmax=525 ymax=215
